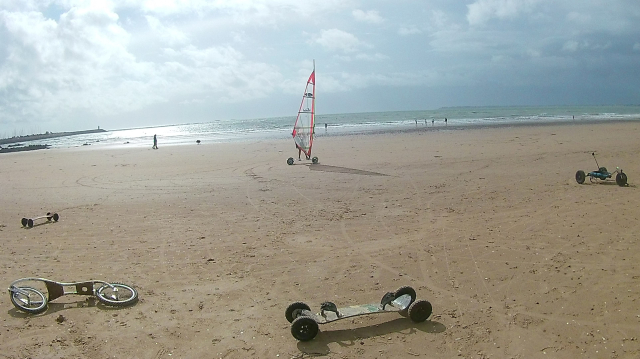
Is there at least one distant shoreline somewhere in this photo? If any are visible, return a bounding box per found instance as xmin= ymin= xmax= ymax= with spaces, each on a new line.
xmin=315 ymin=117 xmax=640 ymax=139
xmin=0 ymin=128 xmax=107 ymax=145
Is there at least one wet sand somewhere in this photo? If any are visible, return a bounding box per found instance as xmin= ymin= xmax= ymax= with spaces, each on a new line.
xmin=1 ymin=121 xmax=639 ymax=358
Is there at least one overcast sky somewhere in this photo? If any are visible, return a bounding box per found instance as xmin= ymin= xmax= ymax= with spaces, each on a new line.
xmin=1 ymin=0 xmax=639 ymax=135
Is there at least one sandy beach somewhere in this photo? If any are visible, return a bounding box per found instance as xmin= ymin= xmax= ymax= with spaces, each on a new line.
xmin=1 ymin=121 xmax=640 ymax=359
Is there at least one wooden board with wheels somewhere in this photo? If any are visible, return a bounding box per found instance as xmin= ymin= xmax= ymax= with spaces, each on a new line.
xmin=21 ymin=212 xmax=59 ymax=228
xmin=285 ymin=286 xmax=432 ymax=341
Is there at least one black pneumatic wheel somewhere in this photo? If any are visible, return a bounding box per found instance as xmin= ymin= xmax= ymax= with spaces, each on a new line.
xmin=285 ymin=302 xmax=311 ymax=323
xmin=95 ymin=283 xmax=139 ymax=307
xmin=10 ymin=287 xmax=48 ymax=314
xmin=575 ymin=170 xmax=586 ymax=184
xmin=394 ymin=286 xmax=417 ymax=316
xmin=287 ymin=157 xmax=294 ymax=165
xmin=52 ymin=213 xmax=59 ymax=222
xmin=616 ymin=172 xmax=627 ymax=186
xmin=290 ymin=316 xmax=319 ymax=341
xmin=408 ymin=300 xmax=433 ymax=323
xmin=21 ymin=218 xmax=28 ymax=227
xmin=27 ymin=219 xmax=34 ymax=228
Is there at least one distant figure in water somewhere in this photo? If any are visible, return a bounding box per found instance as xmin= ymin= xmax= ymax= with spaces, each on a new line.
xmin=445 ymin=118 xmax=448 ymax=126
xmin=415 ymin=119 xmax=418 ymax=126
xmin=153 ymin=134 xmax=158 ymax=149
xmin=432 ymin=119 xmax=434 ymax=126
xmin=325 ymin=123 xmax=327 ymax=129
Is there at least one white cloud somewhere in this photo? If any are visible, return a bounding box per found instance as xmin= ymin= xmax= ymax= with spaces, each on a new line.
xmin=131 ymin=0 xmax=351 ymax=21
xmin=467 ymin=0 xmax=542 ymax=26
xmin=352 ymin=9 xmax=383 ymax=24
xmin=145 ymin=15 xmax=189 ymax=46
xmin=168 ymin=45 xmax=243 ymax=67
xmin=315 ymin=29 xmax=370 ymax=53
xmin=398 ymin=26 xmax=421 ymax=36
xmin=355 ymin=53 xmax=388 ymax=61
xmin=562 ymin=39 xmax=612 ymax=52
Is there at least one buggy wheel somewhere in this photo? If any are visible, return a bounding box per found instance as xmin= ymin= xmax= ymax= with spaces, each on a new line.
xmin=575 ymin=170 xmax=585 ymax=184
xmin=394 ymin=286 xmax=417 ymax=316
xmin=52 ymin=213 xmax=59 ymax=222
xmin=10 ymin=286 xmax=48 ymax=314
xmin=27 ymin=219 xmax=34 ymax=228
xmin=287 ymin=157 xmax=294 ymax=165
xmin=95 ymin=283 xmax=138 ymax=307
xmin=291 ymin=316 xmax=319 ymax=341
xmin=616 ymin=172 xmax=627 ymax=186
xmin=408 ymin=299 xmax=432 ymax=323
xmin=21 ymin=218 xmax=28 ymax=227
xmin=311 ymin=156 xmax=318 ymax=164
xmin=285 ymin=302 xmax=311 ymax=323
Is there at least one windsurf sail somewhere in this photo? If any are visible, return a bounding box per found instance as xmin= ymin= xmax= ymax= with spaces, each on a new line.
xmin=292 ymin=62 xmax=315 ymax=159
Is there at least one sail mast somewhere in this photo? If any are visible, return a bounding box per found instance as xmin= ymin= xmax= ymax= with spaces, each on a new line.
xmin=310 ymin=59 xmax=315 ymax=155
xmin=287 ymin=61 xmax=319 ymax=165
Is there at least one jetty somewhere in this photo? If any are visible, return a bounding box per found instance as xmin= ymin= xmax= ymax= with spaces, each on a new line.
xmin=0 ymin=128 xmax=107 ymax=154
xmin=0 ymin=128 xmax=107 ymax=146
xmin=0 ymin=144 xmax=50 ymax=153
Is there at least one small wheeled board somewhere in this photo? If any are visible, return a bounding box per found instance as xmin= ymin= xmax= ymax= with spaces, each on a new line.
xmin=21 ymin=212 xmax=59 ymax=228
xmin=285 ymin=286 xmax=432 ymax=341
xmin=287 ymin=156 xmax=319 ymax=165
xmin=8 ymin=277 xmax=139 ymax=314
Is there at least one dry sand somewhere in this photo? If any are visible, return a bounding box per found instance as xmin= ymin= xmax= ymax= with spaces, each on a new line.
xmin=1 ymin=121 xmax=639 ymax=359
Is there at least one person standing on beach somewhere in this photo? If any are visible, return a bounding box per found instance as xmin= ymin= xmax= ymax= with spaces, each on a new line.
xmin=153 ymin=134 xmax=158 ymax=149
xmin=445 ymin=118 xmax=447 ymax=126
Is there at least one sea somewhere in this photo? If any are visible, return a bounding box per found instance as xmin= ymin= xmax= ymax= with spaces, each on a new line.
xmin=4 ymin=105 xmax=640 ymax=149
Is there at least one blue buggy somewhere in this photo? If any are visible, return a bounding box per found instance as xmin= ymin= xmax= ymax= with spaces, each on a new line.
xmin=575 ymin=153 xmax=627 ymax=186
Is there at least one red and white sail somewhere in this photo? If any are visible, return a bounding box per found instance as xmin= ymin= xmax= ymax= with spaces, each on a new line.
xmin=292 ymin=63 xmax=315 ymax=158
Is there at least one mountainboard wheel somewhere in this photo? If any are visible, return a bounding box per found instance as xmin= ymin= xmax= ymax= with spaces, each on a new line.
xmin=285 ymin=301 xmax=311 ymax=323
xmin=21 ymin=218 xmax=28 ymax=227
xmin=616 ymin=172 xmax=627 ymax=186
xmin=10 ymin=287 xmax=48 ymax=314
xmin=408 ymin=299 xmax=432 ymax=323
xmin=394 ymin=286 xmax=417 ymax=316
xmin=290 ymin=316 xmax=319 ymax=341
xmin=575 ymin=170 xmax=585 ymax=184
xmin=287 ymin=157 xmax=294 ymax=165
xmin=27 ymin=219 xmax=34 ymax=228
xmin=311 ymin=156 xmax=318 ymax=164
xmin=95 ymin=283 xmax=139 ymax=307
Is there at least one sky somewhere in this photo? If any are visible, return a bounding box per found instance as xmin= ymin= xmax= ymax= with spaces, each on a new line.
xmin=1 ymin=0 xmax=639 ymax=135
